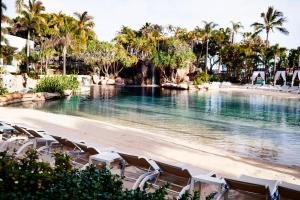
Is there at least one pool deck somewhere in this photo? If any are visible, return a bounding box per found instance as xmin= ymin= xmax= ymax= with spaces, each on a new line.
xmin=1 ymin=106 xmax=299 ymax=185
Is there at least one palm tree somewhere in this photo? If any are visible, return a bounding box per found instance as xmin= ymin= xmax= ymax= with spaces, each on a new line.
xmin=73 ymin=11 xmax=95 ymax=52
xmin=13 ymin=0 xmax=45 ymax=59
xmin=1 ymin=2 xmax=10 ymax=43
xmin=15 ymin=0 xmax=24 ymax=13
xmin=202 ymin=21 xmax=218 ymax=73
xmin=230 ymin=21 xmax=243 ymax=43
xmin=251 ymin=6 xmax=289 ymax=46
xmin=53 ymin=13 xmax=76 ymax=75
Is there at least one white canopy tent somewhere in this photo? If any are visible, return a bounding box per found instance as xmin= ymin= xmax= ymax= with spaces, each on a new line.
xmin=274 ymin=71 xmax=286 ymax=86
xmin=291 ymin=70 xmax=300 ymax=87
xmin=251 ymin=71 xmax=265 ymax=85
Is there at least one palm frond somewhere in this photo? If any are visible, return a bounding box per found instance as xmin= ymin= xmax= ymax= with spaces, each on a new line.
xmin=275 ymin=27 xmax=289 ymax=35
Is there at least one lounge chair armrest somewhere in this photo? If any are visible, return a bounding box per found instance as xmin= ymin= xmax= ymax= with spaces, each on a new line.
xmin=178 ymin=184 xmax=191 ymax=200
xmin=80 ymin=163 xmax=90 ymax=171
xmin=137 ymin=170 xmax=160 ymax=190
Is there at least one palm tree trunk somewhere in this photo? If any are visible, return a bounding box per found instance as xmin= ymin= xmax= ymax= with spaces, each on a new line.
xmin=26 ymin=31 xmax=30 ymax=57
xmin=63 ymin=45 xmax=67 ymax=75
xmin=266 ymin=31 xmax=269 ymax=47
xmin=274 ymin=55 xmax=276 ymax=76
xmin=205 ymin=39 xmax=209 ymax=73
xmin=231 ymin=32 xmax=234 ymax=44
xmin=45 ymin=57 xmax=49 ymax=75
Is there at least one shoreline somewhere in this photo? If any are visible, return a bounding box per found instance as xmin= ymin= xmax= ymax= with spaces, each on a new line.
xmin=1 ymin=107 xmax=299 ymax=185
xmin=217 ymin=86 xmax=300 ymax=100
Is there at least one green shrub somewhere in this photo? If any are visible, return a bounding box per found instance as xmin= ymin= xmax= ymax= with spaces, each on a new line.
xmin=28 ymin=70 xmax=43 ymax=79
xmin=194 ymin=72 xmax=210 ymax=85
xmin=0 ymin=150 xmax=158 ymax=199
xmin=0 ymin=80 xmax=8 ymax=95
xmin=0 ymin=150 xmax=197 ymax=200
xmin=210 ymin=74 xmax=220 ymax=82
xmin=34 ymin=75 xmax=79 ymax=95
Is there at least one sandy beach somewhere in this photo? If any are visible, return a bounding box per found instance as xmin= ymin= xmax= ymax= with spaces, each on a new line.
xmin=218 ymin=86 xmax=300 ymax=100
xmin=1 ymin=106 xmax=299 ymax=185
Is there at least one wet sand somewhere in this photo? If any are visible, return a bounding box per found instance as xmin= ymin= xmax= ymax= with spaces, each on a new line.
xmin=0 ymin=107 xmax=299 ymax=184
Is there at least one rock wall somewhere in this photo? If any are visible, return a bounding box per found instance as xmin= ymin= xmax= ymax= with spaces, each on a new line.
xmin=0 ymin=92 xmax=61 ymax=106
xmin=0 ymin=74 xmax=38 ymax=93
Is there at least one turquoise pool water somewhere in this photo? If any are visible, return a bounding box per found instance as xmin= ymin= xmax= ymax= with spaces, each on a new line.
xmin=13 ymin=86 xmax=300 ymax=166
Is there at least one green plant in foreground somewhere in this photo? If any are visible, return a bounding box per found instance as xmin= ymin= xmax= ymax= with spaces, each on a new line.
xmin=34 ymin=75 xmax=80 ymax=95
xmin=0 ymin=80 xmax=8 ymax=95
xmin=0 ymin=150 xmax=198 ymax=200
xmin=194 ymin=72 xmax=210 ymax=85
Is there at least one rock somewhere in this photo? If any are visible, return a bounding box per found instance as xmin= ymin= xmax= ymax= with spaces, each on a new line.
xmin=176 ymin=68 xmax=190 ymax=82
xmin=115 ymin=77 xmax=125 ymax=85
xmin=99 ymin=76 xmax=109 ymax=85
xmin=125 ymin=79 xmax=134 ymax=85
xmin=161 ymin=82 xmax=189 ymax=90
xmin=44 ymin=92 xmax=59 ymax=99
xmin=189 ymin=65 xmax=198 ymax=74
xmin=92 ymin=75 xmax=100 ymax=84
xmin=188 ymin=85 xmax=197 ymax=91
xmin=100 ymin=79 xmax=107 ymax=85
xmin=64 ymin=89 xmax=72 ymax=96
xmin=107 ymin=79 xmax=115 ymax=85
xmin=177 ymin=82 xmax=189 ymax=90
xmin=183 ymin=75 xmax=190 ymax=82
xmin=26 ymin=78 xmax=37 ymax=89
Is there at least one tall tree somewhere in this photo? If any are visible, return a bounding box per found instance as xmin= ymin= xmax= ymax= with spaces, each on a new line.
xmin=230 ymin=21 xmax=243 ymax=44
xmin=53 ymin=13 xmax=76 ymax=75
xmin=251 ymin=6 xmax=289 ymax=46
xmin=1 ymin=2 xmax=10 ymax=43
xmin=13 ymin=0 xmax=45 ymax=59
xmin=202 ymin=21 xmax=218 ymax=73
xmin=73 ymin=11 xmax=95 ymax=53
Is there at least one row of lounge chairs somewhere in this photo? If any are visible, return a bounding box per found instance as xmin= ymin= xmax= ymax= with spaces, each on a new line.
xmin=0 ymin=122 xmax=299 ymax=200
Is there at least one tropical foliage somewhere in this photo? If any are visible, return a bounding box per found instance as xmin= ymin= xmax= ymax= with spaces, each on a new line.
xmin=2 ymin=1 xmax=299 ymax=84
xmin=34 ymin=75 xmax=79 ymax=95
xmin=252 ymin=6 xmax=289 ymax=46
xmin=0 ymin=80 xmax=8 ymax=95
xmin=0 ymin=150 xmax=197 ymax=200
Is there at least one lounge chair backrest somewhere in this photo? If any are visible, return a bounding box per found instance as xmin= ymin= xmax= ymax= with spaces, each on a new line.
xmin=27 ymin=130 xmax=43 ymax=138
xmin=225 ymin=178 xmax=269 ymax=195
xmin=278 ymin=182 xmax=300 ymax=200
xmin=119 ymin=153 xmax=151 ymax=170
xmin=156 ymin=161 xmax=191 ymax=179
xmin=73 ymin=143 xmax=99 ymax=155
xmin=53 ymin=137 xmax=82 ymax=151
xmin=75 ymin=143 xmax=89 ymax=152
xmin=87 ymin=147 xmax=99 ymax=155
xmin=13 ymin=126 xmax=34 ymax=137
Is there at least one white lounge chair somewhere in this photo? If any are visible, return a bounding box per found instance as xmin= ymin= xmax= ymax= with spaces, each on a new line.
xmin=223 ymin=175 xmax=278 ymax=200
xmin=277 ymin=181 xmax=300 ymax=200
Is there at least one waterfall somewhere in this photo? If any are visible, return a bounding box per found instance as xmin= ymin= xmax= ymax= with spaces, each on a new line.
xmin=152 ymin=65 xmax=155 ymax=85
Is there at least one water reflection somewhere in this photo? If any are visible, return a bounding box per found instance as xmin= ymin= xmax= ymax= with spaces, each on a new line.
xmin=9 ymin=86 xmax=300 ymax=166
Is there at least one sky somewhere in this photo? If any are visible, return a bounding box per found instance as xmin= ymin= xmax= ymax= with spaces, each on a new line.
xmin=3 ymin=0 xmax=300 ymax=49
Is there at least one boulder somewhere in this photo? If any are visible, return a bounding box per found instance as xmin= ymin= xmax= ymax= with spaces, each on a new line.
xmin=177 ymin=82 xmax=189 ymax=90
xmin=26 ymin=77 xmax=37 ymax=89
xmin=188 ymin=85 xmax=197 ymax=91
xmin=115 ymin=77 xmax=125 ymax=85
xmin=107 ymin=79 xmax=115 ymax=85
xmin=183 ymin=75 xmax=190 ymax=82
xmin=161 ymin=82 xmax=189 ymax=90
xmin=64 ymin=89 xmax=72 ymax=96
xmin=125 ymin=79 xmax=134 ymax=85
xmin=92 ymin=75 xmax=100 ymax=84
xmin=176 ymin=68 xmax=190 ymax=82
